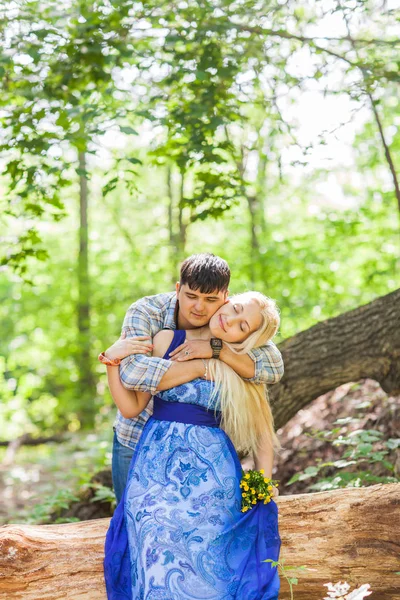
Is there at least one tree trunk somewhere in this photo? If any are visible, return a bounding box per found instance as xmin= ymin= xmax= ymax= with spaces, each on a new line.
xmin=247 ymin=193 xmax=260 ymax=286
xmin=166 ymin=166 xmax=187 ymax=280
xmin=77 ymin=151 xmax=96 ymax=425
xmin=177 ymin=168 xmax=187 ymax=261
xmin=0 ymin=483 xmax=398 ymax=599
xmin=271 ymin=288 xmax=400 ymax=429
xmin=166 ymin=165 xmax=181 ymax=286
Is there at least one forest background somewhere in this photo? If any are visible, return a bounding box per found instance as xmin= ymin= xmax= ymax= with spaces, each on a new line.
xmin=0 ymin=0 xmax=399 ymax=526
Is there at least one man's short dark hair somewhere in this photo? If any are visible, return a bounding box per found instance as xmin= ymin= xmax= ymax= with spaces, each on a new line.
xmin=180 ymin=253 xmax=230 ymax=294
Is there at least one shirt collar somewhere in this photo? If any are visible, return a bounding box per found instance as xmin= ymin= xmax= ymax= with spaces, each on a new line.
xmin=164 ymin=293 xmax=178 ymax=330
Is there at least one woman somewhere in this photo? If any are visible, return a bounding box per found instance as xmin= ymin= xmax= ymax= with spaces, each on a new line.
xmin=103 ymin=292 xmax=282 ymax=600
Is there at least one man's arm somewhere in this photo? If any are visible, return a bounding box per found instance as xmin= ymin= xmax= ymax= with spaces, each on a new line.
xmin=119 ymin=303 xmax=206 ymax=394
xmin=246 ymin=341 xmax=284 ymax=384
xmin=156 ymin=360 xmax=205 ymax=391
xmin=219 ymin=341 xmax=284 ymax=383
xmin=219 ymin=345 xmax=256 ymax=379
xmin=119 ymin=302 xmax=171 ymax=394
xmin=169 ymin=339 xmax=284 ymax=385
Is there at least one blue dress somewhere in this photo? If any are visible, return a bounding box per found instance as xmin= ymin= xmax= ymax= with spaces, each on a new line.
xmin=104 ymin=331 xmax=281 ymax=599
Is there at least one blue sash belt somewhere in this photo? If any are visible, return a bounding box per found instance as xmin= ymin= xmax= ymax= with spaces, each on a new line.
xmin=153 ymin=396 xmax=221 ymax=428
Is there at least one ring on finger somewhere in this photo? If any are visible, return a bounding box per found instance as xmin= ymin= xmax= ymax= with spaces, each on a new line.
xmin=184 ymin=350 xmax=191 ymax=356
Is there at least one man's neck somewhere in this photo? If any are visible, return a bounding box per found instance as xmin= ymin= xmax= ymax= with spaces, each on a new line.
xmin=175 ymin=301 xmax=199 ymax=330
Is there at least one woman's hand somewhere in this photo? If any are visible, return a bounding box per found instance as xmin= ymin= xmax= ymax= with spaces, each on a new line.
xmin=169 ymin=340 xmax=213 ymax=362
xmin=272 ymin=486 xmax=279 ymax=498
xmin=105 ymin=333 xmax=153 ymax=361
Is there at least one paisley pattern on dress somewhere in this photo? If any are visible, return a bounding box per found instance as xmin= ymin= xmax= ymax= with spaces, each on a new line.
xmin=104 ymin=330 xmax=281 ymax=599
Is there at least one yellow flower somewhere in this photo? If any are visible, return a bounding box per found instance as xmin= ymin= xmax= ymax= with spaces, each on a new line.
xmin=259 ymin=469 xmax=264 ymax=474
xmin=252 ymin=499 xmax=257 ymax=504
xmin=242 ymin=506 xmax=249 ymax=512
xmin=251 ymin=488 xmax=256 ymax=495
xmin=242 ymin=493 xmax=247 ymax=498
xmin=245 ymin=474 xmax=250 ymax=480
xmin=264 ymin=478 xmax=270 ymax=484
xmin=264 ymin=497 xmax=271 ymax=504
xmin=267 ymin=485 xmax=273 ymax=491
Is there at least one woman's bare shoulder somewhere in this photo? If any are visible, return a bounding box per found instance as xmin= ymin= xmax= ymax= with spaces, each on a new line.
xmin=153 ymin=329 xmax=175 ymax=358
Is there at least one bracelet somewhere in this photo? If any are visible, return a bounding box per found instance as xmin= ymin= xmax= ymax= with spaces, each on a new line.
xmin=201 ymin=358 xmax=208 ymax=380
xmin=98 ymin=352 xmax=121 ymax=366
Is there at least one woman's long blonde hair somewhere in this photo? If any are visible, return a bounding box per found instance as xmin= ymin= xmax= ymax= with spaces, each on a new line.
xmin=208 ymin=291 xmax=281 ymax=457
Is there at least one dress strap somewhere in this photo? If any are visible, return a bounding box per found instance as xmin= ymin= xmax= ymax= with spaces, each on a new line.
xmin=163 ymin=329 xmax=186 ymax=359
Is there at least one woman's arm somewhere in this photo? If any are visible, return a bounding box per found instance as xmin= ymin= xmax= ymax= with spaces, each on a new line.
xmin=107 ymin=365 xmax=151 ymax=419
xmin=104 ymin=334 xmax=155 ymax=418
xmin=253 ymin=431 xmax=274 ymax=479
xmin=104 ymin=330 xmax=207 ymax=416
xmin=105 ymin=329 xmax=185 ymax=418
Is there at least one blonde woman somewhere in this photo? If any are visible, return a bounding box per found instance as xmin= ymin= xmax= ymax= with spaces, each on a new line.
xmin=104 ymin=292 xmax=281 ymax=600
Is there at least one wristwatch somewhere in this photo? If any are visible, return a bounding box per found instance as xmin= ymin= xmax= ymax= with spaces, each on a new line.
xmin=210 ymin=338 xmax=223 ymax=359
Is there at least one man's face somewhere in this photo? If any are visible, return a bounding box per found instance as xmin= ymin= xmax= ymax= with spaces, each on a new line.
xmin=176 ymin=283 xmax=228 ymax=329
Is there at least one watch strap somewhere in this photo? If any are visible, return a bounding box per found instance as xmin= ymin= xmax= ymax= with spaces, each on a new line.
xmin=210 ymin=338 xmax=223 ymax=359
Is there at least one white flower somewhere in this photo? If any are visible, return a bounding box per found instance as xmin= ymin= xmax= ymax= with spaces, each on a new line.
xmin=323 ymin=582 xmax=350 ymax=598
xmin=323 ymin=582 xmax=372 ymax=600
xmin=345 ymin=584 xmax=372 ymax=600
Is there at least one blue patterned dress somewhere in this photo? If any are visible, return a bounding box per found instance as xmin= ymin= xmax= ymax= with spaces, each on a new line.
xmin=104 ymin=331 xmax=281 ymax=599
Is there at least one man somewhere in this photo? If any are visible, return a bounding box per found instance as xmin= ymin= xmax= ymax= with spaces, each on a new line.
xmin=102 ymin=253 xmax=284 ymax=502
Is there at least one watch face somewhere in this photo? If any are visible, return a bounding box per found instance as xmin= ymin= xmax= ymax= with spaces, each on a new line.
xmin=211 ymin=338 xmax=223 ymax=349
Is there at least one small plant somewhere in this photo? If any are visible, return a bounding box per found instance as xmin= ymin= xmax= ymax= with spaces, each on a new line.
xmin=90 ymin=483 xmax=116 ymax=508
xmin=263 ymin=562 xmax=373 ymax=600
xmin=25 ymin=489 xmax=80 ymax=524
xmin=264 ymin=558 xmax=307 ymax=600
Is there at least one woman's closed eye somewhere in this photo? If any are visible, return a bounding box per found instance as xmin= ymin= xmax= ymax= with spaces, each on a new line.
xmin=233 ymin=304 xmax=248 ymax=332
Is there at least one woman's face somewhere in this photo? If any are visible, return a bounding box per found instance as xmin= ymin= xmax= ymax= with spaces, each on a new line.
xmin=209 ymin=296 xmax=262 ymax=344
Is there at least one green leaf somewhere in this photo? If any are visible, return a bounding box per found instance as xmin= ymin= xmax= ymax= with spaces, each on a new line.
xmin=120 ymin=126 xmax=138 ymax=135
xmin=126 ymin=157 xmax=142 ymax=165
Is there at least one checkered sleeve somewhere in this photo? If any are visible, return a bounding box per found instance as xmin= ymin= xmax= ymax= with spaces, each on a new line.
xmin=119 ymin=304 xmax=173 ymax=395
xmin=246 ymin=341 xmax=284 ymax=385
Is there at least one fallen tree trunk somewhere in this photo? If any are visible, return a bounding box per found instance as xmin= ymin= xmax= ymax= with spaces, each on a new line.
xmin=271 ymin=288 xmax=400 ymax=429
xmin=0 ymin=483 xmax=398 ymax=599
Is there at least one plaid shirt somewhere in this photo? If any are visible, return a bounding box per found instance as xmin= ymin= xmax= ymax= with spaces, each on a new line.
xmin=114 ymin=291 xmax=284 ymax=450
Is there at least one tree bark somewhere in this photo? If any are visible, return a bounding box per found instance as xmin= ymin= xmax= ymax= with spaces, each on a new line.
xmin=0 ymin=483 xmax=398 ymax=599
xmin=247 ymin=193 xmax=260 ymax=286
xmin=270 ymin=288 xmax=400 ymax=430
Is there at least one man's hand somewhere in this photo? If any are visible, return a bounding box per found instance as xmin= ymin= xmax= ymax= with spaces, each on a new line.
xmin=169 ymin=340 xmax=213 ymax=362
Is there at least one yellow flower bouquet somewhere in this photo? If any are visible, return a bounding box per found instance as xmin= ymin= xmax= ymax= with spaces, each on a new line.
xmin=239 ymin=469 xmax=279 ymax=513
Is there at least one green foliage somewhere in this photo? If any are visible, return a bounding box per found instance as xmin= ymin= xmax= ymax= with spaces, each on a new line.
xmin=287 ymin=416 xmax=399 ymax=491
xmin=1 ymin=0 xmax=399 ymax=271
xmin=25 ymin=482 xmax=115 ymax=525
xmin=0 ymin=429 xmax=113 ymax=524
xmin=26 ymin=488 xmax=81 ymax=524
xmin=90 ymin=483 xmax=117 ymax=507
xmin=0 ymin=0 xmax=399 ymax=437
